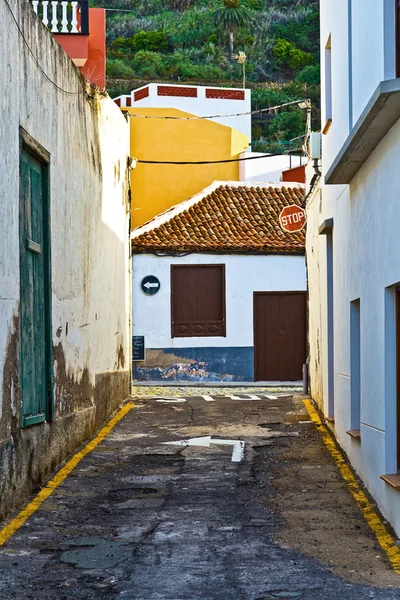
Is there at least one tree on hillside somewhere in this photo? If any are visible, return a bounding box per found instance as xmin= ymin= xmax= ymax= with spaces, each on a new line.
xmin=213 ymin=0 xmax=252 ymax=59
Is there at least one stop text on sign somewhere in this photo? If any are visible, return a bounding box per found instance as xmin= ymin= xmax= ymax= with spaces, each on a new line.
xmin=279 ymin=205 xmax=306 ymax=233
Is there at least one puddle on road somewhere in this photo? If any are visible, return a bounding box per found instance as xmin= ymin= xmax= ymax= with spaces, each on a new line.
xmin=60 ymin=538 xmax=133 ymax=569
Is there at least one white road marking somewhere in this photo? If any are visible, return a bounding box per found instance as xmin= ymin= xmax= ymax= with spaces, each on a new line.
xmin=223 ymin=394 xmax=261 ymax=400
xmin=162 ymin=436 xmax=245 ymax=462
xmin=201 ymin=395 xmax=216 ymax=402
xmin=155 ymin=398 xmax=187 ymax=403
xmin=211 ymin=439 xmax=245 ymax=462
xmin=152 ymin=394 xmax=265 ymax=402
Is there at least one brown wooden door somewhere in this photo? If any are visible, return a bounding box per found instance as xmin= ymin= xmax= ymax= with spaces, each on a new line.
xmin=254 ymin=292 xmax=306 ymax=381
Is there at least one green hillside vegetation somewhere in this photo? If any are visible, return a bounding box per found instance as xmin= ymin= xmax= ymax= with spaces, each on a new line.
xmin=94 ymin=0 xmax=320 ymax=153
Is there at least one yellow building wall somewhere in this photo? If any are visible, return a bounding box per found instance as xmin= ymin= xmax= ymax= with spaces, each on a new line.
xmin=125 ymin=107 xmax=249 ymax=228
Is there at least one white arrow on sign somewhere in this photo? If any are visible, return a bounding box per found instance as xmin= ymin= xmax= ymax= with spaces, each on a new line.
xmin=162 ymin=436 xmax=245 ymax=462
xmin=144 ymin=282 xmax=159 ymax=289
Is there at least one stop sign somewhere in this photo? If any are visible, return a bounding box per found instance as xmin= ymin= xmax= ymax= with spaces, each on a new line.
xmin=279 ymin=205 xmax=306 ymax=233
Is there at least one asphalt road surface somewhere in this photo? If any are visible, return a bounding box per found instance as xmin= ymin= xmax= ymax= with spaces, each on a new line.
xmin=1 ymin=390 xmax=400 ymax=599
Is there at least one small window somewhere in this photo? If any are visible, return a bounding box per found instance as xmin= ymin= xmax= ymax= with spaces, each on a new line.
xmin=350 ymin=299 xmax=361 ymax=432
xmin=171 ymin=265 xmax=226 ymax=338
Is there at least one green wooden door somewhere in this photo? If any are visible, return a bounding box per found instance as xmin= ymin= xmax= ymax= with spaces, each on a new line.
xmin=20 ymin=149 xmax=51 ymax=427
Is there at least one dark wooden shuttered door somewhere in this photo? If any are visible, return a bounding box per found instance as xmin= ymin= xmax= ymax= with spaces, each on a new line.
xmin=171 ymin=265 xmax=226 ymax=337
xmin=20 ymin=148 xmax=51 ymax=427
xmin=254 ymin=292 xmax=306 ymax=381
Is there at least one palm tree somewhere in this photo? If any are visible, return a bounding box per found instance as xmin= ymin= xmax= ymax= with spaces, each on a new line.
xmin=213 ymin=0 xmax=252 ymax=59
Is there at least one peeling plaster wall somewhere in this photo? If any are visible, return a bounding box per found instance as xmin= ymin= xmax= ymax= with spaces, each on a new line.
xmin=305 ymin=175 xmax=325 ymax=407
xmin=0 ymin=0 xmax=130 ymax=519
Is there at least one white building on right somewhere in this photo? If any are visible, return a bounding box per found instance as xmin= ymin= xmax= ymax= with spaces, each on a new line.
xmin=307 ymin=0 xmax=400 ymax=535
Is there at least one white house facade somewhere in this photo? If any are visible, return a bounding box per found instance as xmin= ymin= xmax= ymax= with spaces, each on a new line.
xmin=114 ymin=83 xmax=251 ymax=142
xmin=307 ymin=0 xmax=400 ymax=534
xmin=131 ymin=182 xmax=307 ymax=383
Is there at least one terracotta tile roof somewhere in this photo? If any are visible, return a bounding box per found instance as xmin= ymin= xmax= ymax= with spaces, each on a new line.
xmin=131 ymin=181 xmax=305 ymax=254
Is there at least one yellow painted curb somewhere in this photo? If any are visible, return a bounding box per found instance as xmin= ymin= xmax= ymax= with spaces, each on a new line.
xmin=303 ymin=399 xmax=400 ymax=574
xmin=0 ymin=401 xmax=135 ymax=546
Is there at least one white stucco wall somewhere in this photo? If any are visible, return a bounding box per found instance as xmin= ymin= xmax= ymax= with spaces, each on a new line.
xmin=0 ymin=0 xmax=130 ymax=455
xmin=307 ymin=0 xmax=400 ymax=535
xmin=351 ymin=1 xmax=385 ymax=123
xmin=239 ymin=153 xmax=304 ymax=183
xmin=321 ymin=0 xmax=395 ymax=155
xmin=132 ymin=253 xmax=306 ymax=349
xmin=118 ymin=83 xmax=251 ymax=142
xmin=324 ymin=121 xmax=400 ymax=536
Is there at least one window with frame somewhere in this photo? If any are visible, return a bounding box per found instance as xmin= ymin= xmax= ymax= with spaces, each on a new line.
xmin=171 ymin=265 xmax=226 ymax=338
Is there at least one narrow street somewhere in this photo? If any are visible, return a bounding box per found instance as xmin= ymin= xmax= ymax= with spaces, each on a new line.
xmin=1 ymin=388 xmax=400 ymax=600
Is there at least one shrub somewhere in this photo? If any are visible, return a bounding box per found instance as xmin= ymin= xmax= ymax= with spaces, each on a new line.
xmin=247 ymin=0 xmax=264 ymax=9
xmin=106 ymin=59 xmax=135 ymax=78
xmin=110 ymin=37 xmax=136 ymax=53
xmin=268 ymin=110 xmax=304 ymax=141
xmin=133 ymin=31 xmax=169 ymax=53
xmin=242 ymin=34 xmax=255 ymax=46
xmin=295 ymin=64 xmax=320 ymax=85
xmin=130 ymin=50 xmax=167 ymax=77
xmin=179 ymin=62 xmax=227 ymax=80
xmin=272 ymin=10 xmax=320 ymax=58
xmin=273 ymin=38 xmax=313 ymax=69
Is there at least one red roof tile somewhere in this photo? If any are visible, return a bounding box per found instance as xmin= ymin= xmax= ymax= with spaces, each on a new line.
xmin=131 ymin=181 xmax=305 ymax=254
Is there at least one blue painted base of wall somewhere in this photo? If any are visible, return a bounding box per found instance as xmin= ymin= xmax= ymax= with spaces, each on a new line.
xmin=133 ymin=347 xmax=254 ymax=382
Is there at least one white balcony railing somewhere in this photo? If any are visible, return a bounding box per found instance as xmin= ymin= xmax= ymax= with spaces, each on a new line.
xmin=30 ymin=0 xmax=89 ymax=34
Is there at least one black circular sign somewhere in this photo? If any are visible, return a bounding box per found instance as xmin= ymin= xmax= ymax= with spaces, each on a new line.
xmin=141 ymin=275 xmax=160 ymax=296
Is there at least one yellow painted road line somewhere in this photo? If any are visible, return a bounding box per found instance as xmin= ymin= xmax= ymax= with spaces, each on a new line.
xmin=303 ymin=399 xmax=400 ymax=574
xmin=0 ymin=401 xmax=135 ymax=547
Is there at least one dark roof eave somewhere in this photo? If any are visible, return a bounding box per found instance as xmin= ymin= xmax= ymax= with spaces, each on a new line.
xmin=132 ymin=247 xmax=305 ymax=255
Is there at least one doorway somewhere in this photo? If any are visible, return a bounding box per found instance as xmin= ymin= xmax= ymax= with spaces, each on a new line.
xmin=19 ymin=143 xmax=52 ymax=427
xmin=254 ymin=292 xmax=307 ymax=381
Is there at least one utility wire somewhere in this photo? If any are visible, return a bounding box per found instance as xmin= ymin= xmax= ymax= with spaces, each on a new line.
xmin=137 ymin=149 xmax=304 ymax=165
xmin=125 ymin=99 xmax=311 ymax=121
xmin=4 ymin=0 xmax=81 ymax=95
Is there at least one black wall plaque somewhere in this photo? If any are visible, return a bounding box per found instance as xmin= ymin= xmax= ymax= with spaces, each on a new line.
xmin=133 ymin=336 xmax=145 ymax=361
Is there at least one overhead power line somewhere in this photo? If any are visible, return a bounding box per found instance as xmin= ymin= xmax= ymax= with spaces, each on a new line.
xmin=4 ymin=0 xmax=80 ymax=94
xmin=126 ymin=99 xmax=311 ymax=121
xmin=137 ymin=150 xmax=305 ymax=165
